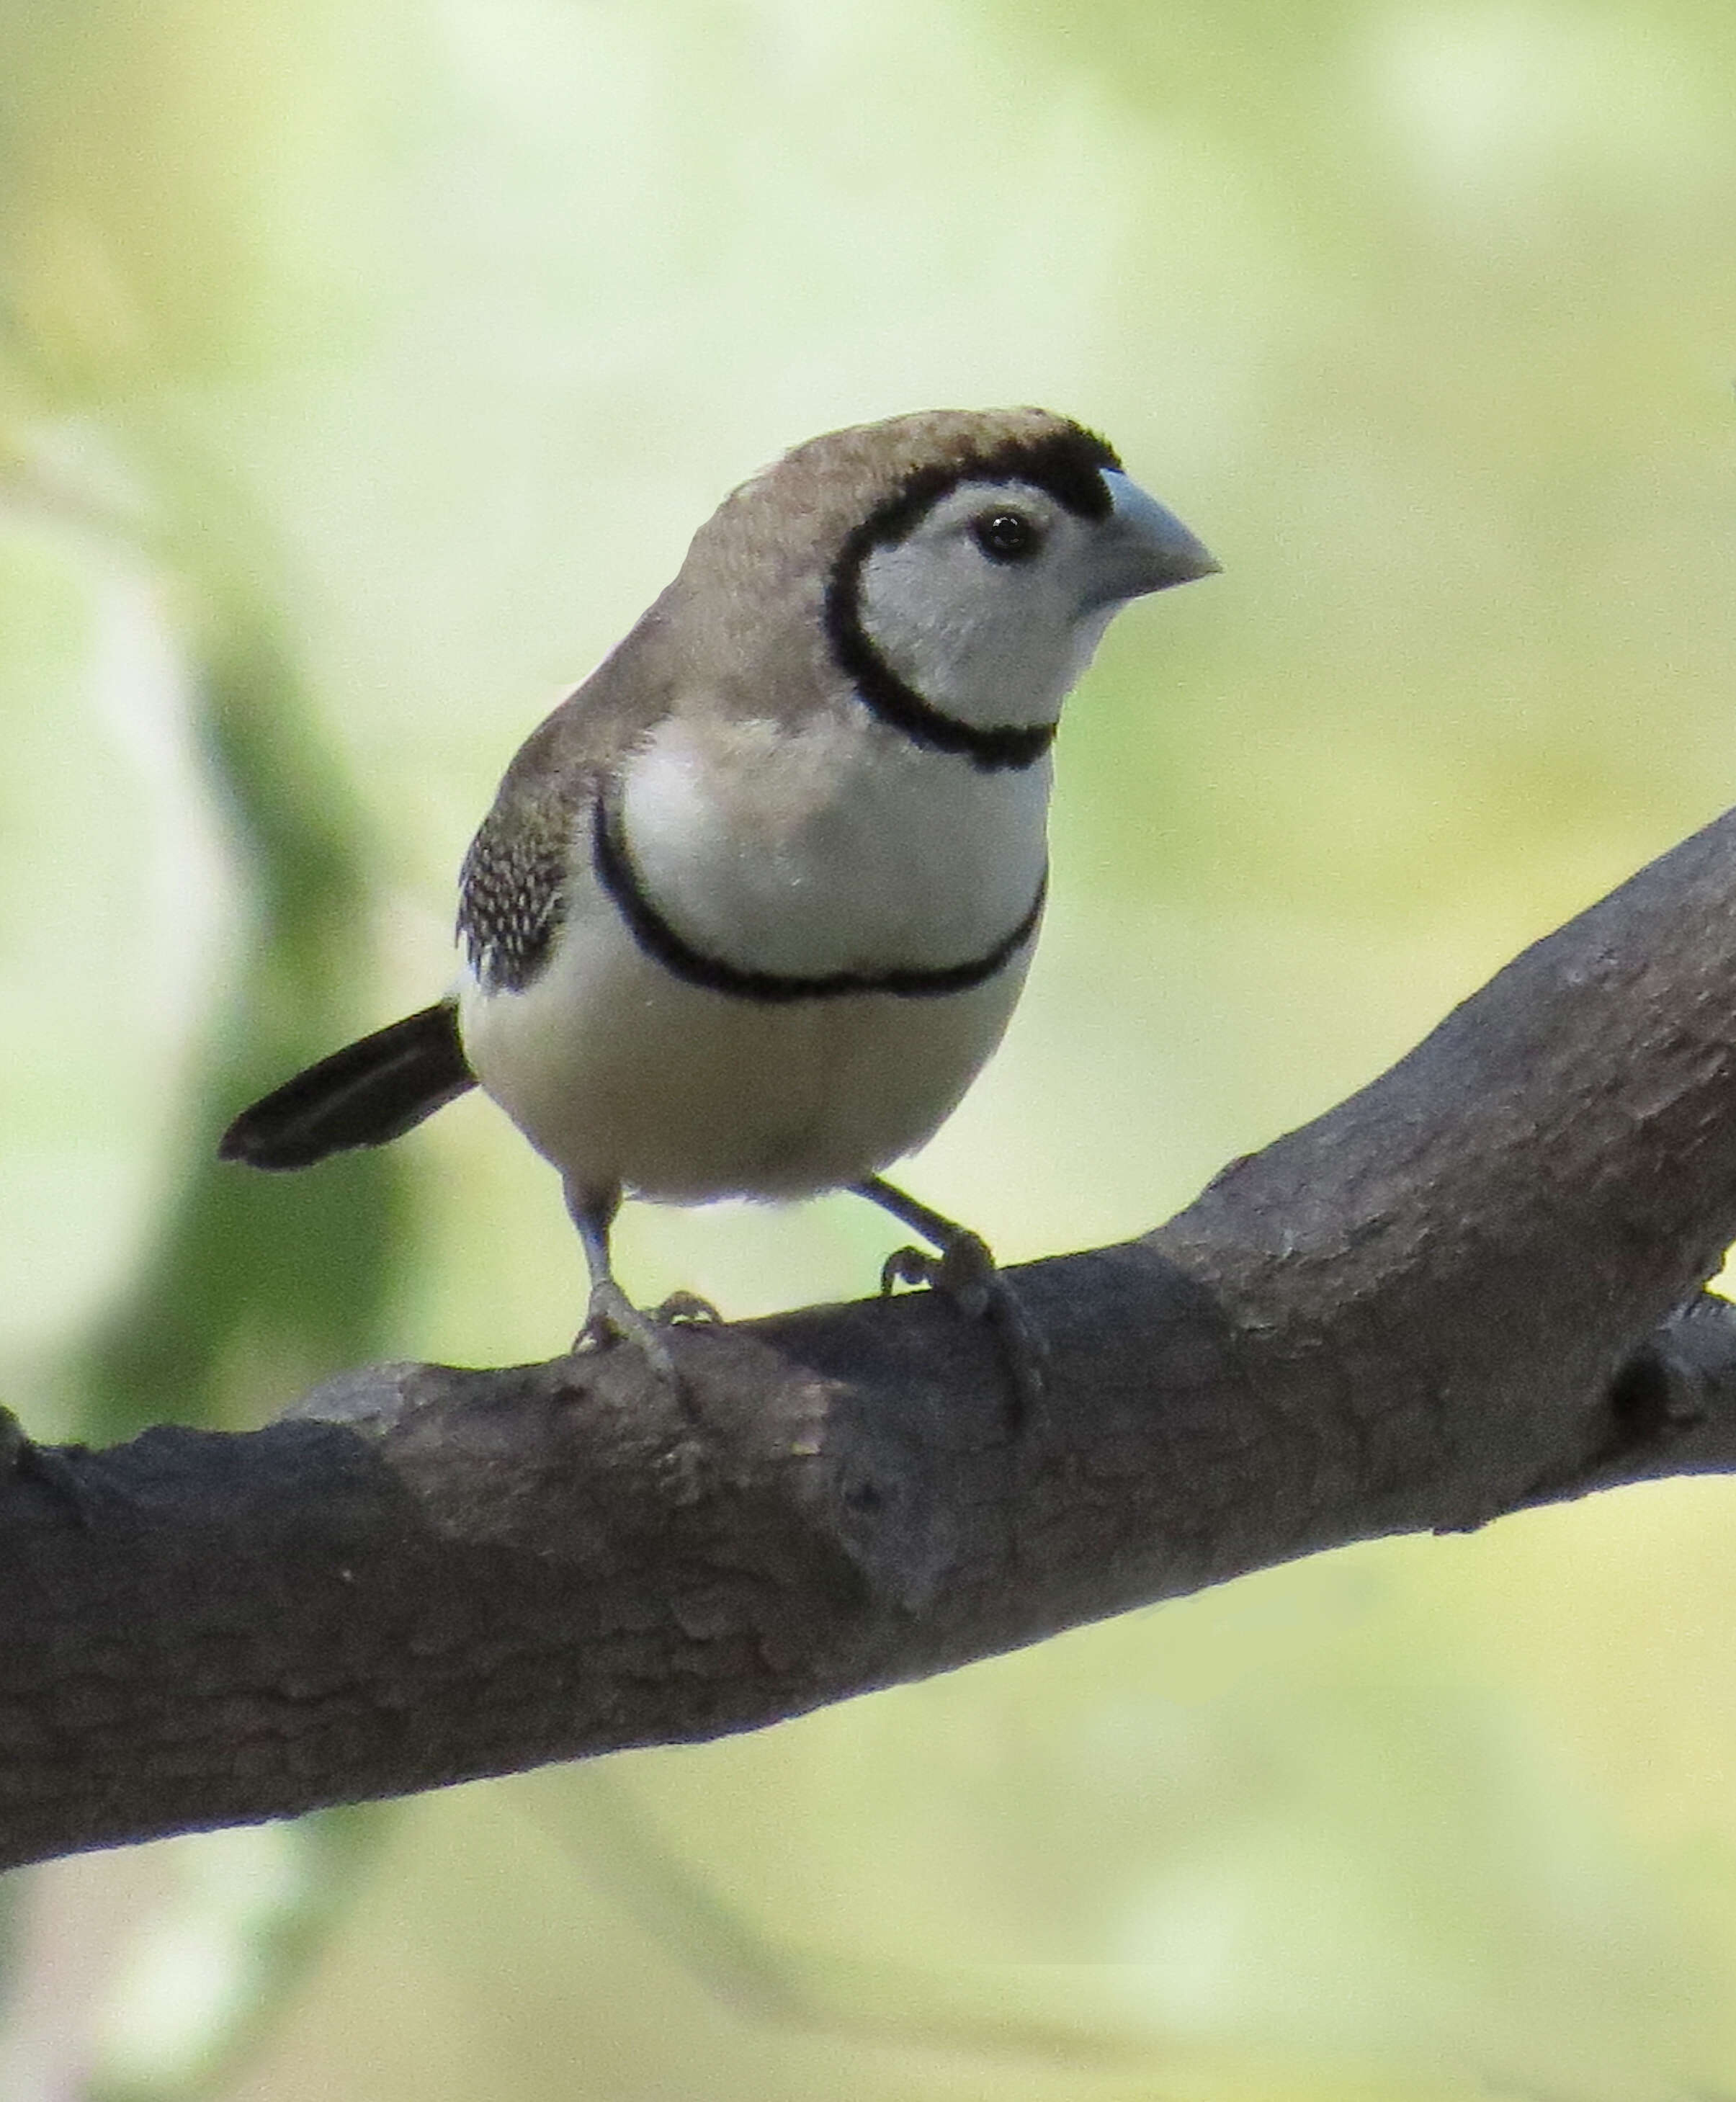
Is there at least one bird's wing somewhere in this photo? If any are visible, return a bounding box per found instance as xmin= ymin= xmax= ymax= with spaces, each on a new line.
xmin=456 ymin=600 xmax=697 ymax=995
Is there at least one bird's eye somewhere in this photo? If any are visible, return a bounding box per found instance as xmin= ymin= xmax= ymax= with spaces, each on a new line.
xmin=971 ymin=509 xmax=1042 ymax=563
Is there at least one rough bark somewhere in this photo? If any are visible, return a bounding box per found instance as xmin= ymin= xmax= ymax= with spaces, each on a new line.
xmin=5 ymin=806 xmax=1736 ymax=1872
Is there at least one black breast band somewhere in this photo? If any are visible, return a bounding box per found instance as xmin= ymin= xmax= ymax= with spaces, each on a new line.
xmin=591 ymin=793 xmax=1045 ymax=1005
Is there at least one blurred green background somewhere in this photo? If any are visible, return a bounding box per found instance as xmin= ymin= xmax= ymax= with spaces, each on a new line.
xmin=2 ymin=1 xmax=1735 ymax=2096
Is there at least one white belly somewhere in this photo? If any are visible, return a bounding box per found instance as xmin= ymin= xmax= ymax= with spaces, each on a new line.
xmin=458 ymin=867 xmax=1033 ymax=1202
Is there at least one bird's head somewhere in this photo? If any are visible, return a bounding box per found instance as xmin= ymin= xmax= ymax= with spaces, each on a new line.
xmin=705 ymin=408 xmax=1215 ymax=756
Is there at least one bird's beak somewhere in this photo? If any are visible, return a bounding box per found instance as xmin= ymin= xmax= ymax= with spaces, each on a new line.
xmin=1091 ymin=470 xmax=1220 ymax=603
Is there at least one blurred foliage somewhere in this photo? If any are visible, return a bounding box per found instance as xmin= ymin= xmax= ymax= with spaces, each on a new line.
xmin=82 ymin=1812 xmax=387 ymax=2102
xmin=2 ymin=0 xmax=1736 ymax=2098
xmin=76 ymin=609 xmax=413 ymax=1442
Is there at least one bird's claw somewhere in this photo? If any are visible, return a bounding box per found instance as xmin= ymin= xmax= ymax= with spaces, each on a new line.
xmin=650 ymin=1289 xmax=723 ymax=1328
xmin=573 ymin=1284 xmax=726 ymax=1385
xmin=574 ymin=1281 xmax=678 ymax=1382
xmin=880 ymin=1244 xmax=934 ymax=1299
xmin=880 ymin=1233 xmax=1049 ymax=1419
xmin=882 ymin=1229 xmax=991 ymax=1312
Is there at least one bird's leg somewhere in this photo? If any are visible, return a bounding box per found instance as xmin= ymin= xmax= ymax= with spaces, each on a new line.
xmin=563 ymin=1186 xmax=722 ymax=1380
xmin=854 ymin=1175 xmax=1047 ymax=1416
xmin=565 ymin=1184 xmax=678 ymax=1379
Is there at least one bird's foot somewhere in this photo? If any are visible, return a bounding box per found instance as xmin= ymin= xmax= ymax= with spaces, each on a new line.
xmin=574 ymin=1280 xmax=678 ymax=1382
xmin=650 ymin=1289 xmax=723 ymax=1328
xmin=573 ymin=1284 xmax=726 ymax=1385
xmin=881 ymin=1230 xmax=1048 ymax=1421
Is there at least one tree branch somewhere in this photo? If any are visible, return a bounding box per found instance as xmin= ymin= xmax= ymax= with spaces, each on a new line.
xmin=7 ymin=806 xmax=1736 ymax=1871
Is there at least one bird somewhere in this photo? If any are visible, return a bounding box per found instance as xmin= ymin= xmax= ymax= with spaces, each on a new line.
xmin=220 ymin=407 xmax=1217 ymax=1394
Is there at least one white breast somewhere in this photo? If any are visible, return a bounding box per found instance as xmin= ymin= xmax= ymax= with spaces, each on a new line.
xmin=617 ymin=711 xmax=1050 ymax=978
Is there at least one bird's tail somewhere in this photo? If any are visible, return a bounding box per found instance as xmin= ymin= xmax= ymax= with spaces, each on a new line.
xmin=219 ymin=1000 xmax=476 ymax=1171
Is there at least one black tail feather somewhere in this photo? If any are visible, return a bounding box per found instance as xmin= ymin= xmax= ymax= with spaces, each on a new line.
xmin=220 ymin=1000 xmax=476 ymax=1171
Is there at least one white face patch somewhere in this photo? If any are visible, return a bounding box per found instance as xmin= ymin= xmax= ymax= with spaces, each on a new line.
xmin=855 ymin=479 xmax=1121 ymax=733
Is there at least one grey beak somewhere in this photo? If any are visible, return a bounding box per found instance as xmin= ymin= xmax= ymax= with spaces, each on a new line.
xmin=1093 ymin=470 xmax=1220 ymax=602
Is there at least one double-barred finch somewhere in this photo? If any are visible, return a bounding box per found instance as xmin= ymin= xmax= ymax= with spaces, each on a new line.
xmin=221 ymin=407 xmax=1217 ymax=1396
